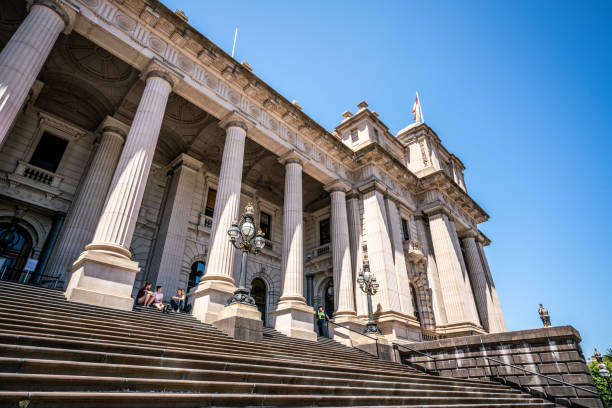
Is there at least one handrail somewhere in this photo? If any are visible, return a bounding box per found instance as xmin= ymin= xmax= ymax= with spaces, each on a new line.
xmin=483 ymin=356 xmax=600 ymax=395
xmin=325 ymin=319 xmax=379 ymax=359
xmin=393 ymin=342 xmax=437 ymax=360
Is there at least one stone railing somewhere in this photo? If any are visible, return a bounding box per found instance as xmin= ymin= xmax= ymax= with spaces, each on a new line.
xmin=264 ymin=239 xmax=273 ymax=251
xmin=405 ymin=240 xmax=426 ymax=264
xmin=198 ymin=214 xmax=213 ymax=230
xmin=307 ymin=243 xmax=331 ymax=260
xmin=7 ymin=161 xmax=64 ymax=197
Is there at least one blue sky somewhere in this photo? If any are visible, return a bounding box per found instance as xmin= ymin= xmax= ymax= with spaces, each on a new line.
xmin=162 ymin=1 xmax=612 ymax=354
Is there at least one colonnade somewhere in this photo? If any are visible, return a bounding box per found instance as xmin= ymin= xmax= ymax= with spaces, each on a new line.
xmin=0 ymin=1 xmax=505 ymax=339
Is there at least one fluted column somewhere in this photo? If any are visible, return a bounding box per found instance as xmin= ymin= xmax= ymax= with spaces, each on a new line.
xmin=0 ymin=1 xmax=73 ymax=147
xmin=461 ymin=232 xmax=493 ymax=332
xmin=384 ymin=196 xmax=415 ymax=318
xmin=427 ymin=210 xmax=481 ymax=333
xmin=326 ymin=182 xmax=356 ymax=317
xmin=477 ymin=239 xmax=507 ymax=332
xmin=273 ymin=151 xmax=316 ymax=341
xmin=346 ymin=193 xmax=367 ymax=318
xmin=148 ymin=154 xmax=202 ymax=296
xmin=203 ymin=121 xmax=247 ymax=283
xmin=414 ymin=215 xmax=447 ymax=325
xmin=48 ymin=117 xmax=127 ymax=281
xmin=65 ymin=65 xmax=174 ymax=311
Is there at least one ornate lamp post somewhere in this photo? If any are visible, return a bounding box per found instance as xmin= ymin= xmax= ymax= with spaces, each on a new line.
xmin=227 ymin=203 xmax=265 ymax=306
xmin=357 ymin=262 xmax=382 ymax=335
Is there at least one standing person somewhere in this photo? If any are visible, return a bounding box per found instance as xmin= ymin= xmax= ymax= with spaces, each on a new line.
xmin=169 ymin=288 xmax=185 ymax=312
xmin=136 ymin=282 xmax=154 ymax=305
xmin=151 ymin=286 xmax=164 ymax=310
xmin=316 ymin=306 xmax=329 ymax=337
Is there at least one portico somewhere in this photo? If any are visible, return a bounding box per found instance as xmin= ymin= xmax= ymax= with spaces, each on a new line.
xmin=0 ymin=0 xmax=506 ymax=344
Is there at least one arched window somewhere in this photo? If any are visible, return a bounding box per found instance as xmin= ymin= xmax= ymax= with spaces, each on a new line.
xmin=324 ymin=281 xmax=334 ymax=315
xmin=250 ymin=278 xmax=267 ymax=326
xmin=0 ymin=223 xmax=33 ymax=281
xmin=410 ymin=283 xmax=421 ymax=323
xmin=187 ymin=261 xmax=205 ymax=293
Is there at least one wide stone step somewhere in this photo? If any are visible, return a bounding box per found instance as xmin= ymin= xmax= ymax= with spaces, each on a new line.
xmin=0 ymin=373 xmax=532 ymax=399
xmin=0 ymin=391 xmax=554 ymax=407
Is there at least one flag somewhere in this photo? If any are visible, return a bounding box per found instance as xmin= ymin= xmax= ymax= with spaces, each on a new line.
xmin=412 ymin=95 xmax=421 ymax=122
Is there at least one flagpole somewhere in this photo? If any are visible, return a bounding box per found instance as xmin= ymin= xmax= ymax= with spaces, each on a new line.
xmin=416 ymin=91 xmax=424 ymax=123
xmin=231 ymin=27 xmax=238 ymax=58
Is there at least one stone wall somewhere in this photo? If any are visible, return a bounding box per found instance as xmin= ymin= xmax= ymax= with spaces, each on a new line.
xmin=399 ymin=326 xmax=603 ymax=408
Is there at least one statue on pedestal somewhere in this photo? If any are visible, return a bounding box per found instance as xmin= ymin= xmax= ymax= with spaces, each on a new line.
xmin=538 ymin=304 xmax=551 ymax=327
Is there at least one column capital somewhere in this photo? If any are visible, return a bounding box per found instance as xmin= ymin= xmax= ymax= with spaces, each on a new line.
xmin=422 ymin=201 xmax=453 ymax=220
xmin=477 ymin=231 xmax=491 ymax=246
xmin=346 ymin=190 xmax=360 ymax=201
xmin=323 ymin=179 xmax=351 ymax=194
xmin=458 ymin=229 xmax=478 ymax=240
xmin=97 ymin=116 xmax=129 ymax=142
xmin=169 ymin=153 xmax=203 ymax=173
xmin=219 ymin=110 xmax=253 ymax=132
xmin=357 ymin=179 xmax=387 ymax=195
xmin=141 ymin=58 xmax=183 ymax=90
xmin=278 ymin=149 xmax=308 ymax=166
xmin=28 ymin=0 xmax=79 ymax=34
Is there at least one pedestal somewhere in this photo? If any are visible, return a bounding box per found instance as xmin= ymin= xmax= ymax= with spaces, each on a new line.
xmin=271 ymin=300 xmax=317 ymax=341
xmin=332 ymin=315 xmax=365 ymax=346
xmin=352 ymin=333 xmax=395 ymax=362
xmin=65 ymin=249 xmax=139 ymax=310
xmin=214 ymin=302 xmax=263 ymax=342
xmin=190 ymin=278 xmax=236 ymax=324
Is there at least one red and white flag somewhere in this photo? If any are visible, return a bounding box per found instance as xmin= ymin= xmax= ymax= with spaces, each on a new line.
xmin=412 ymin=95 xmax=421 ymax=122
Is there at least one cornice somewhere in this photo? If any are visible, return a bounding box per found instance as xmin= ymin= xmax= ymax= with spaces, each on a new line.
xmin=416 ymin=170 xmax=489 ymax=224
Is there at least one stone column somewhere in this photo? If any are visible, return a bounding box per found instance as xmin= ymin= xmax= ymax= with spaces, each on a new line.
xmin=460 ymin=231 xmax=494 ymax=332
xmin=0 ymin=0 xmax=75 ymax=147
xmin=414 ymin=215 xmax=447 ymax=325
xmin=306 ymin=275 xmax=314 ymax=307
xmin=147 ymin=154 xmax=202 ymax=296
xmin=384 ymin=196 xmax=415 ymax=318
xmin=426 ymin=210 xmax=481 ymax=334
xmin=346 ymin=193 xmax=366 ymax=317
xmin=325 ymin=181 xmax=356 ymax=318
xmin=477 ymin=238 xmax=507 ymax=332
xmin=65 ymin=64 xmax=174 ymax=310
xmin=47 ymin=117 xmax=127 ymax=282
xmin=272 ymin=151 xmax=316 ymax=341
xmin=192 ymin=112 xmax=249 ymax=324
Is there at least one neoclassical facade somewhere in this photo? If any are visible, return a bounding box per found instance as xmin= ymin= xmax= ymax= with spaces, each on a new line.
xmin=0 ymin=0 xmax=506 ymax=342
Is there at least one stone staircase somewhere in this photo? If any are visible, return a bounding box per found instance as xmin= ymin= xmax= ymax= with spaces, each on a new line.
xmin=0 ymin=280 xmax=554 ymax=407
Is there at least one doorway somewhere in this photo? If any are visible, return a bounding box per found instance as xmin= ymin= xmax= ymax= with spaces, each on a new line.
xmin=250 ymin=277 xmax=267 ymax=326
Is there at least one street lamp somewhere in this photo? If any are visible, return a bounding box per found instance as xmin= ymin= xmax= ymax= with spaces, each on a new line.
xmin=357 ymin=261 xmax=382 ymax=335
xmin=599 ymin=363 xmax=611 ymax=393
xmin=226 ymin=203 xmax=266 ymax=306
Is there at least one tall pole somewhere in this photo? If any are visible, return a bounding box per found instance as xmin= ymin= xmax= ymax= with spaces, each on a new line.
xmin=239 ymin=250 xmax=248 ymax=289
xmin=416 ymin=91 xmax=424 ymax=123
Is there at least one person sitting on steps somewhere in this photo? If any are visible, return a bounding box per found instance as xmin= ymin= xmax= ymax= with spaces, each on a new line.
xmin=168 ymin=288 xmax=185 ymax=313
xmin=136 ymin=282 xmax=154 ymax=306
xmin=151 ymin=286 xmax=164 ymax=310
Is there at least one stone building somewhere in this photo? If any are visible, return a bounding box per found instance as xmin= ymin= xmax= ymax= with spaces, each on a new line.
xmin=0 ymin=0 xmax=506 ymax=342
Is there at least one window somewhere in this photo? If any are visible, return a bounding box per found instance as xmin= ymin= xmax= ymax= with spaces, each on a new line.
xmin=350 ymin=129 xmax=358 ymax=143
xmin=187 ymin=261 xmax=206 ymax=293
xmin=259 ymin=212 xmax=271 ymax=240
xmin=319 ymin=218 xmax=330 ymax=245
xmin=373 ymin=127 xmax=379 ymax=142
xmin=401 ymin=218 xmax=410 ymax=241
xmin=410 ymin=283 xmax=421 ymax=323
xmin=204 ymin=188 xmax=216 ymax=217
xmin=29 ymin=132 xmax=68 ymax=172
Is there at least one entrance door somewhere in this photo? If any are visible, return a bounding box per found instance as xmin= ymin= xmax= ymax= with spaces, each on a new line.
xmin=250 ymin=278 xmax=267 ymax=326
xmin=0 ymin=223 xmax=33 ymax=282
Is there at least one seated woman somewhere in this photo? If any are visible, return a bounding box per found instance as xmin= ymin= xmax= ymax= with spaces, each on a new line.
xmin=151 ymin=286 xmax=164 ymax=310
xmin=170 ymin=289 xmax=185 ymax=312
xmin=136 ymin=282 xmax=154 ymax=306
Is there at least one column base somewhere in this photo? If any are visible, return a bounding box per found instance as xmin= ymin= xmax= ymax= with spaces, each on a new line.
xmin=190 ymin=277 xmax=236 ymax=324
xmin=271 ymin=300 xmax=316 ymax=341
xmin=214 ymin=302 xmax=263 ymax=342
xmin=376 ymin=311 xmax=422 ymax=341
xmin=435 ymin=321 xmax=486 ymax=337
xmin=331 ymin=314 xmax=364 ymax=346
xmin=352 ymin=333 xmax=395 ymax=362
xmin=64 ymin=250 xmax=139 ymax=311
